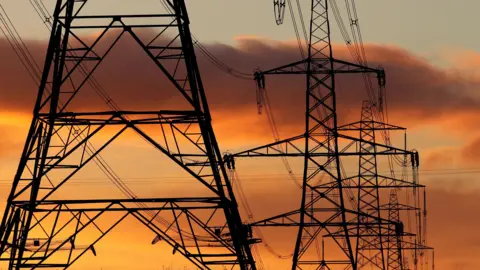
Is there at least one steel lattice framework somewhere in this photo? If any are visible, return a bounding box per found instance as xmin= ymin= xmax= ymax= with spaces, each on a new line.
xmin=386 ymin=189 xmax=403 ymax=270
xmin=0 ymin=1 xmax=256 ymax=269
xmin=338 ymin=101 xmax=433 ymax=270
xmin=235 ymin=0 xmax=395 ymax=268
xmin=352 ymin=101 xmax=387 ymax=269
xmin=233 ymin=1 xmax=433 ymax=269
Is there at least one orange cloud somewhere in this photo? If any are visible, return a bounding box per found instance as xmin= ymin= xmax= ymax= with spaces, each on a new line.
xmin=2 ymin=34 xmax=480 ymax=138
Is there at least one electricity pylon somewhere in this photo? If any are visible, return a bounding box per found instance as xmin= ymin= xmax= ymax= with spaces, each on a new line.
xmin=235 ymin=0 xmax=399 ymax=268
xmin=0 ymin=1 xmax=256 ymax=269
xmin=234 ymin=1 xmax=433 ymax=269
xmin=337 ymin=100 xmax=433 ymax=270
xmin=387 ymin=188 xmax=403 ymax=270
xmin=341 ymin=100 xmax=390 ymax=269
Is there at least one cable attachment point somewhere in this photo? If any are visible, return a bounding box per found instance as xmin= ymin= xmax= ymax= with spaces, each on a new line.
xmin=377 ymin=68 xmax=386 ymax=87
xmin=410 ymin=150 xmax=420 ymax=168
xmin=254 ymin=70 xmax=266 ymax=115
xmin=273 ymin=0 xmax=286 ymax=25
xmin=223 ymin=152 xmax=235 ymax=171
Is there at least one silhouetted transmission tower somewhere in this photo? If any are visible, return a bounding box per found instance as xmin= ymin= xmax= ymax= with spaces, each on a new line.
xmin=338 ymin=100 xmax=433 ymax=269
xmin=234 ymin=0 xmax=431 ymax=269
xmin=0 ymin=1 xmax=256 ymax=269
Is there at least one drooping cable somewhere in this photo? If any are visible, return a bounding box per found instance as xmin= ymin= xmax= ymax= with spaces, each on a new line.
xmin=262 ymin=88 xmax=303 ymax=189
xmin=293 ymin=0 xmax=309 ymax=48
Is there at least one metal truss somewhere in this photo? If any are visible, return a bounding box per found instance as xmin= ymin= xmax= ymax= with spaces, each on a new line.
xmin=351 ymin=101 xmax=387 ymax=270
xmin=235 ymin=98 xmax=433 ymax=269
xmin=0 ymin=1 xmax=256 ymax=269
xmin=237 ymin=0 xmax=390 ymax=268
xmin=387 ymin=189 xmax=404 ymax=270
xmin=233 ymin=134 xmax=409 ymax=158
xmin=316 ymin=101 xmax=432 ymax=270
xmin=233 ymin=0 xmax=432 ymax=269
xmin=344 ymin=101 xmax=433 ymax=270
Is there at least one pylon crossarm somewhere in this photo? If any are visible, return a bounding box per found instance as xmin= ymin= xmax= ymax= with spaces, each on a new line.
xmin=12 ymin=198 xmax=222 ymax=210
xmin=325 ymin=224 xmax=416 ymax=238
xmin=338 ymin=175 xmax=422 ymax=189
xmin=248 ymin=208 xmax=395 ymax=228
xmin=326 ymin=231 xmax=416 ymax=239
xmin=233 ymin=133 xmax=411 ymax=157
xmin=258 ymin=58 xmax=382 ymax=77
xmin=40 ymin=111 xmax=200 ymax=125
xmin=330 ymin=58 xmax=382 ymax=75
xmin=359 ymin=237 xmax=433 ymax=251
xmin=376 ymin=175 xmax=424 ymax=188
xmin=378 ymin=203 xmax=420 ymax=211
xmin=338 ymin=121 xmax=405 ymax=131
xmin=397 ymin=241 xmax=433 ymax=250
xmin=232 ymin=134 xmax=305 ymax=157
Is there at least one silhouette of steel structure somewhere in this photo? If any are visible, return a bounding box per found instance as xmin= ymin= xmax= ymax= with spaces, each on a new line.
xmin=338 ymin=101 xmax=433 ymax=270
xmin=0 ymin=0 xmax=256 ymax=269
xmin=234 ymin=0 xmax=433 ymax=269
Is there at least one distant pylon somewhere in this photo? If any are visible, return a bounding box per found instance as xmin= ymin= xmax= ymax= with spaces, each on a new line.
xmin=353 ymin=100 xmax=387 ymax=269
xmin=338 ymin=101 xmax=434 ymax=270
xmin=337 ymin=100 xmax=407 ymax=270
xmin=387 ymin=188 xmax=403 ymax=270
xmin=234 ymin=0 xmax=436 ymax=264
xmin=0 ymin=1 xmax=256 ymax=269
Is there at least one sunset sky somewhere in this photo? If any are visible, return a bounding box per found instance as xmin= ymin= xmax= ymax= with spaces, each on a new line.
xmin=0 ymin=1 xmax=479 ymax=269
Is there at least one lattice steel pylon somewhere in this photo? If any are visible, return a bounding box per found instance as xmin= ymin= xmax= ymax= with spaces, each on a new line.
xmin=0 ymin=1 xmax=256 ymax=269
xmin=232 ymin=0 xmax=437 ymax=269
xmin=350 ymin=100 xmax=387 ymax=269
xmin=337 ymin=101 xmax=433 ymax=270
xmin=337 ymin=101 xmax=410 ymax=270
xmin=386 ymin=189 xmax=403 ymax=270
xmin=233 ymin=0 xmax=411 ymax=268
